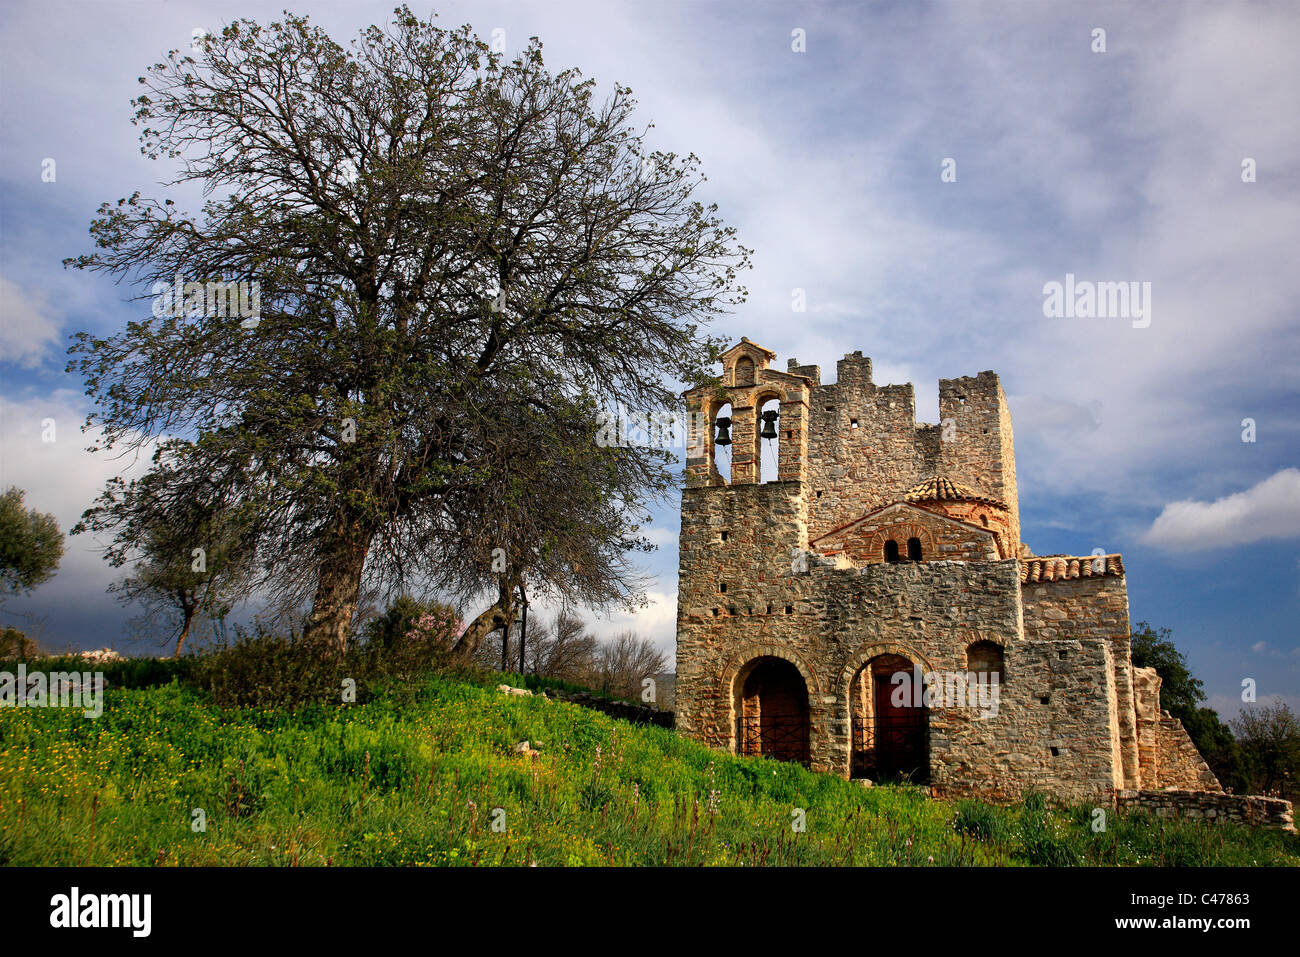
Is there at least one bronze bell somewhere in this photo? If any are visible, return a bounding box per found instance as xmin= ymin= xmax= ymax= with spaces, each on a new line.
xmin=714 ymin=415 xmax=732 ymax=446
xmin=760 ymin=408 xmax=780 ymax=440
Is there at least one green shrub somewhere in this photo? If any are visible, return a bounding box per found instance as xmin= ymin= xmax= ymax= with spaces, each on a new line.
xmin=189 ymin=628 xmax=354 ymax=709
xmin=1017 ymin=792 xmax=1084 ymax=866
xmin=952 ymin=799 xmax=1012 ymax=843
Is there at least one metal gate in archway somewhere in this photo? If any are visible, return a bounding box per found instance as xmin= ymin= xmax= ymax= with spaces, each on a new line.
xmin=850 ymin=658 xmax=929 ymax=782
xmin=736 ymin=657 xmax=811 ymax=766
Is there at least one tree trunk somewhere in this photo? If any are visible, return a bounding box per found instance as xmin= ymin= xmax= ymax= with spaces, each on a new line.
xmin=302 ymin=518 xmax=372 ymax=655
xmin=173 ymin=591 xmax=196 ymax=658
xmin=452 ymin=583 xmax=515 ymax=661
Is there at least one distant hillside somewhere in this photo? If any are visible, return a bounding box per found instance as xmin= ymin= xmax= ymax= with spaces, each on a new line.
xmin=1 ymin=673 xmax=1295 ymax=866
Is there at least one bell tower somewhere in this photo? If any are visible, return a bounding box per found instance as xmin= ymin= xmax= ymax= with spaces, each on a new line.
xmin=682 ymin=337 xmax=813 ymax=488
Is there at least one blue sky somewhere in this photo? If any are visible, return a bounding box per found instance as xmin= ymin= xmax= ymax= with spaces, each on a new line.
xmin=1 ymin=1 xmax=1297 ymax=721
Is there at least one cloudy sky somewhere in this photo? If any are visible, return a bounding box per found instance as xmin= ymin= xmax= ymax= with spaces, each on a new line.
xmin=1 ymin=1 xmax=1297 ymax=719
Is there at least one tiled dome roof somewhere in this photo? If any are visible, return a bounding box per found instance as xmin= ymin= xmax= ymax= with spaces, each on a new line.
xmin=904 ymin=476 xmax=1006 ymax=508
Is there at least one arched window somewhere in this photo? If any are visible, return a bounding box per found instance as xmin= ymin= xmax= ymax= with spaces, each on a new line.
xmin=966 ymin=640 xmax=1005 ymax=681
xmin=734 ymin=356 xmax=755 ymax=386
xmin=907 ymin=537 xmax=923 ymax=561
xmin=884 ymin=539 xmax=900 ymax=563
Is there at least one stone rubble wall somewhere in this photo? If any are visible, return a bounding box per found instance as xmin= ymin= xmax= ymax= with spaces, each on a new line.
xmin=932 ymin=636 xmax=1122 ymax=804
xmin=801 ymin=359 xmax=1019 ymax=551
xmin=546 ymin=689 xmax=675 ymax=729
xmin=1116 ymin=789 xmax=1293 ymax=832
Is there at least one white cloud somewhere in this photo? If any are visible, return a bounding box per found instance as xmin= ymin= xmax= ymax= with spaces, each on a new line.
xmin=1207 ymin=692 xmax=1300 ymax=724
xmin=0 ymin=277 xmax=62 ymax=368
xmin=1142 ymin=468 xmax=1300 ymax=551
xmin=530 ymin=589 xmax=678 ymax=663
xmin=0 ymin=391 xmax=158 ymax=630
xmin=641 ymin=525 xmax=678 ymax=548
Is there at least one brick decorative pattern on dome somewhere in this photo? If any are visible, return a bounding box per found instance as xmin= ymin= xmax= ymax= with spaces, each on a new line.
xmin=904 ymin=476 xmax=1006 ymax=508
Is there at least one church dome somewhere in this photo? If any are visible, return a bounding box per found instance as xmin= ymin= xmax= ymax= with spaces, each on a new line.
xmin=903 ymin=476 xmax=1006 ymax=509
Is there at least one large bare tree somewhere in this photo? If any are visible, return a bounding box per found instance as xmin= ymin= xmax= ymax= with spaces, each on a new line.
xmin=67 ymin=8 xmax=747 ymax=652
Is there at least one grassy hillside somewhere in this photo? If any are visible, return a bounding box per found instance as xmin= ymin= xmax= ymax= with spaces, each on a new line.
xmin=1 ymin=674 xmax=1296 ymax=866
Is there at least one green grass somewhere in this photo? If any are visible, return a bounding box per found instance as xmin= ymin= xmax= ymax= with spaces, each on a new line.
xmin=1 ymin=674 xmax=1296 ymax=866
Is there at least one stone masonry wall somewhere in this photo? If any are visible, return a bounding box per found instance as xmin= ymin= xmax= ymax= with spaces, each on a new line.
xmin=1021 ymin=573 xmax=1140 ymax=789
xmin=934 ymin=636 xmax=1123 ymax=803
xmin=799 ymin=355 xmax=1019 ymax=552
xmin=676 ymin=340 xmax=1229 ymax=813
xmin=925 ymin=499 xmax=1014 ymax=559
xmin=1132 ymin=666 xmax=1163 ymax=788
xmin=1157 ymin=714 xmax=1223 ymax=791
xmin=675 ymin=479 xmax=808 ymax=745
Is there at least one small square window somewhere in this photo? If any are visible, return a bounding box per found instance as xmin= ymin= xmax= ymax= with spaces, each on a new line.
xmin=850 ymin=419 xmax=859 ymax=429
xmin=1040 ymin=695 xmax=1050 ymax=705
xmin=1050 ymin=746 xmax=1060 ymax=757
xmin=1059 ymin=650 xmax=1069 ymax=659
xmin=719 ymin=582 xmax=727 ymax=593
xmin=785 ymin=605 xmax=794 ymax=615
xmin=721 ymin=530 xmax=729 ymax=542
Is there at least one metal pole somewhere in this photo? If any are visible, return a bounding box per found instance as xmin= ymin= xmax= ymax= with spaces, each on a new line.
xmin=518 ymin=582 xmax=528 ymax=673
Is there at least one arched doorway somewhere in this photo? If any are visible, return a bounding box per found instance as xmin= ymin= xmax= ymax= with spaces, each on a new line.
xmin=736 ymin=657 xmax=810 ymax=766
xmin=849 ymin=653 xmax=929 ymax=782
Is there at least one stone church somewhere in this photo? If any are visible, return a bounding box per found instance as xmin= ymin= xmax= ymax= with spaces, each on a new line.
xmin=674 ymin=338 xmax=1226 ymax=806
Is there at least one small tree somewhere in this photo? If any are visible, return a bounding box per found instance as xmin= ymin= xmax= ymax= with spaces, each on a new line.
xmin=1130 ymin=621 xmax=1205 ymax=715
xmin=0 ymin=625 xmax=41 ymax=659
xmin=361 ymin=594 xmax=460 ymax=652
xmin=0 ymin=486 xmax=63 ymax=601
xmin=1232 ymin=702 xmax=1300 ymax=798
xmin=595 ymin=630 xmax=667 ymax=703
xmin=79 ymin=461 xmax=255 ymax=657
xmin=526 ymin=609 xmax=599 ymax=683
